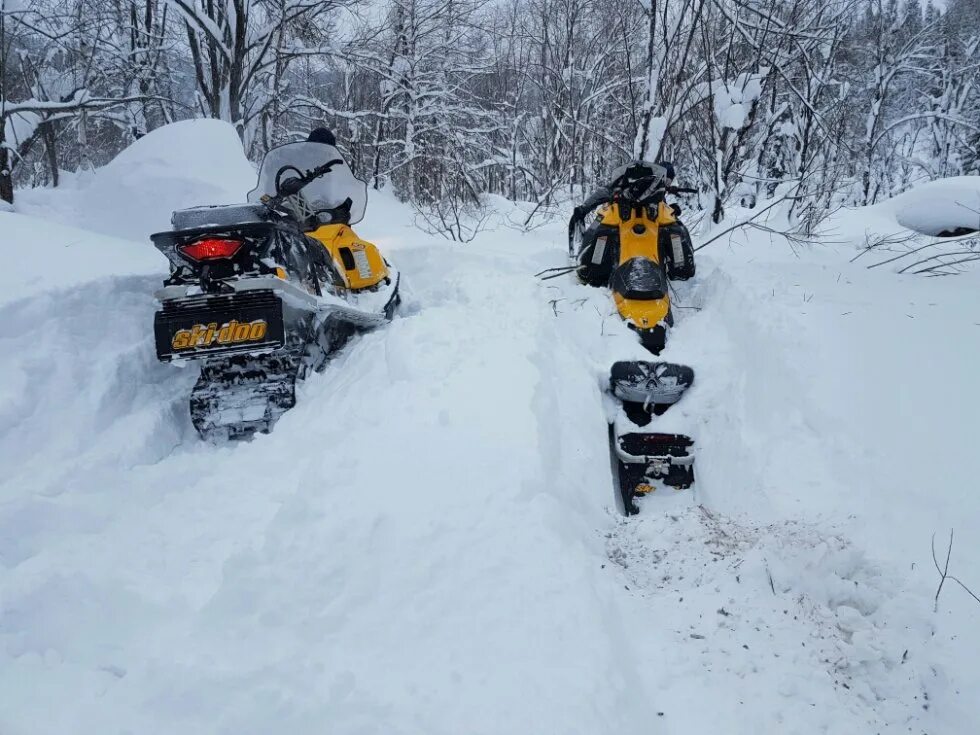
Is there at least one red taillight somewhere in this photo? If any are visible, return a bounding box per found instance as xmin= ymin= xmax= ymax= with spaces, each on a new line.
xmin=179 ymin=238 xmax=243 ymax=261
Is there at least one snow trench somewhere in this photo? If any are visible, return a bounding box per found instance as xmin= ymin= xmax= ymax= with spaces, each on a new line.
xmin=0 ymin=229 xmax=973 ymax=734
xmin=0 ymin=244 xmax=655 ymax=734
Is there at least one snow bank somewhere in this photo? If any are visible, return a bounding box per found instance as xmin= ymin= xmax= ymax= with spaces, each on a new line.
xmin=542 ymin=211 xmax=980 ymax=732
xmin=0 ymin=233 xmax=653 ymax=735
xmin=77 ymin=119 xmax=255 ymax=240
xmin=874 ymin=175 xmax=980 ymax=236
xmin=0 ymin=213 xmax=163 ymax=307
xmin=2 ymin=120 xmax=254 ymax=302
xmin=830 ymin=176 xmax=980 ymax=240
xmin=19 ymin=119 xmax=255 ymax=242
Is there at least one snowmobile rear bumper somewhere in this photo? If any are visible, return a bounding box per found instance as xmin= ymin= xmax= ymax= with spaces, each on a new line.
xmin=154 ymin=290 xmax=286 ymax=362
xmin=614 ymin=430 xmax=694 ymax=477
xmin=613 ymin=430 xmax=695 ymax=512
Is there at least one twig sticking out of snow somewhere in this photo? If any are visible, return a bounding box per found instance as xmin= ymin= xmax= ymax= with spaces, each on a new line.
xmin=852 ymin=230 xmax=922 ymax=264
xmin=765 ymin=562 xmax=777 ymax=596
xmin=693 ymin=194 xmax=804 ymax=252
xmin=932 ymin=530 xmax=953 ymax=612
xmin=931 ymin=530 xmax=980 ymax=612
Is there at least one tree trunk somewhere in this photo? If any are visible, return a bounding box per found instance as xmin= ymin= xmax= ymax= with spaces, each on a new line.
xmin=0 ymin=143 xmax=14 ymax=204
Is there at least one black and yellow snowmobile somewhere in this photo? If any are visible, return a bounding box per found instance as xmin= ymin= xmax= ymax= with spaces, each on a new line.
xmin=568 ymin=160 xmax=695 ymax=354
xmin=608 ymin=361 xmax=695 ymax=514
xmin=152 ymin=141 xmax=399 ymax=440
xmin=566 ymin=161 xmax=698 ymax=513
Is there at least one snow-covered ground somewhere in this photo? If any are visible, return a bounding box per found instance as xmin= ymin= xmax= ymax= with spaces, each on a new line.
xmin=2 ymin=121 xmax=978 ymax=734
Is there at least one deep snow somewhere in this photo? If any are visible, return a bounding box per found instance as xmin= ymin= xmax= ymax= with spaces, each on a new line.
xmin=1 ymin=121 xmax=978 ymax=734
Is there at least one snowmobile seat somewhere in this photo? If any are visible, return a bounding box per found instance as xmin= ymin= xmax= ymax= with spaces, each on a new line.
xmin=172 ymin=203 xmax=268 ymax=231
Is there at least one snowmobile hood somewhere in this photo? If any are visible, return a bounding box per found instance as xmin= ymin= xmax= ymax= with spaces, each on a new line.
xmin=248 ymin=142 xmax=368 ymax=225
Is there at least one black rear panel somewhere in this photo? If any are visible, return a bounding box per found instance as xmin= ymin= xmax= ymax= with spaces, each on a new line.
xmin=155 ymin=290 xmax=285 ymax=361
xmin=618 ymin=432 xmax=694 ymax=457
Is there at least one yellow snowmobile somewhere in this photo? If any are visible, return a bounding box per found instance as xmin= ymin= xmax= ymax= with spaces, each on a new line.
xmin=565 ymin=161 xmax=698 ymax=513
xmin=568 ymin=160 xmax=695 ymax=353
xmin=152 ymin=141 xmax=399 ymax=439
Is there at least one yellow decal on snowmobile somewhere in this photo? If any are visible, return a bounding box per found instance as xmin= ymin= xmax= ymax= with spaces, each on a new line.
xmin=308 ymin=223 xmax=390 ymax=291
xmin=171 ymin=320 xmax=268 ymax=350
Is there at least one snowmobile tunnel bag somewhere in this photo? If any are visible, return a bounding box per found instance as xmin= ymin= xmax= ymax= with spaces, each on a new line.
xmin=155 ymin=290 xmax=286 ymax=361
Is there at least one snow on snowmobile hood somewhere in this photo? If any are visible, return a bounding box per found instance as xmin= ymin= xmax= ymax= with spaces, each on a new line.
xmin=248 ymin=142 xmax=368 ymax=225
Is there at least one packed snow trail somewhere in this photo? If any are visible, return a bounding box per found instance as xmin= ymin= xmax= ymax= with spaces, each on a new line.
xmin=0 ymin=240 xmax=664 ymax=734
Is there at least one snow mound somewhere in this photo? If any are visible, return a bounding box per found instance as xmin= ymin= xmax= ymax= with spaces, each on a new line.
xmin=0 ymin=213 xmax=164 ymax=307
xmin=18 ymin=119 xmax=255 ymax=242
xmin=79 ymin=119 xmax=255 ymax=240
xmin=870 ymin=176 xmax=980 ymax=236
xmin=0 ymin=241 xmax=653 ymax=735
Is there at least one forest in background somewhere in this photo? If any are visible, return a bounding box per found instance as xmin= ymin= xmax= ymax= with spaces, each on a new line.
xmin=1 ymin=0 xmax=978 ymax=234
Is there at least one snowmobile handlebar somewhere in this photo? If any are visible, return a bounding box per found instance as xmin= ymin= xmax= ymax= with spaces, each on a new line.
xmin=568 ymin=180 xmax=696 ymax=250
xmin=610 ymin=175 xmax=696 ymax=201
xmin=265 ymin=158 xmax=345 ymax=209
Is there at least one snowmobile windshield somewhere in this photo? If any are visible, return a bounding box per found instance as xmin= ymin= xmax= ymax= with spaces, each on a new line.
xmin=611 ymin=257 xmax=667 ymax=300
xmin=248 ymin=142 xmax=368 ymax=225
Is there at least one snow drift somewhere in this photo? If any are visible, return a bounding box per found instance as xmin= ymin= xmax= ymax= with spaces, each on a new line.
xmin=872 ymin=176 xmax=980 ymax=236
xmin=827 ymin=176 xmax=980 ymax=245
xmin=18 ymin=119 xmax=255 ymax=242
